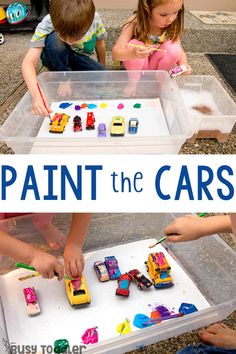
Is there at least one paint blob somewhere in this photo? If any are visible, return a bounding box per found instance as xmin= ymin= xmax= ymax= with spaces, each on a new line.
xmin=133 ymin=103 xmax=141 ymax=109
xmin=116 ymin=318 xmax=131 ymax=335
xmin=100 ymin=102 xmax=107 ymax=109
xmin=87 ymin=103 xmax=97 ymax=109
xmin=75 ymin=105 xmax=81 ymax=110
xmin=59 ymin=102 xmax=73 ymax=109
xmin=117 ymin=103 xmax=124 ymax=110
xmin=81 ymin=327 xmax=98 ymax=345
xmin=81 ymin=103 xmax=87 ymax=109
xmin=179 ymin=303 xmax=198 ymax=315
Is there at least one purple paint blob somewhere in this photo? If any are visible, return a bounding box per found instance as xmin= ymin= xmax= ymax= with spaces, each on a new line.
xmin=117 ymin=103 xmax=124 ymax=110
xmin=155 ymin=305 xmax=170 ymax=317
xmin=75 ymin=105 xmax=81 ymax=110
xmin=59 ymin=102 xmax=73 ymax=109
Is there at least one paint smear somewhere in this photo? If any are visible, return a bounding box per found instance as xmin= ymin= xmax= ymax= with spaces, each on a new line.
xmin=81 ymin=103 xmax=87 ymax=109
xmin=87 ymin=103 xmax=97 ymax=109
xmin=100 ymin=103 xmax=107 ymax=109
xmin=133 ymin=103 xmax=141 ymax=109
xmin=117 ymin=103 xmax=124 ymax=110
xmin=81 ymin=327 xmax=98 ymax=345
xmin=59 ymin=102 xmax=73 ymax=109
xmin=116 ymin=318 xmax=131 ymax=335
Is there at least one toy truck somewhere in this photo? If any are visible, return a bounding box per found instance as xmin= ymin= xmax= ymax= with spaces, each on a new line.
xmin=145 ymin=252 xmax=174 ymax=289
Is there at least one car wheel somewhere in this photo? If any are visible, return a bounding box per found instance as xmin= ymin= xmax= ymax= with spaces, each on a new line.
xmin=0 ymin=33 xmax=4 ymax=45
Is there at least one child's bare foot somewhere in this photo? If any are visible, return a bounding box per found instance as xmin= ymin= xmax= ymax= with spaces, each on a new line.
xmin=198 ymin=323 xmax=236 ymax=349
xmin=36 ymin=223 xmax=66 ymax=250
xmin=57 ymin=80 xmax=72 ymax=97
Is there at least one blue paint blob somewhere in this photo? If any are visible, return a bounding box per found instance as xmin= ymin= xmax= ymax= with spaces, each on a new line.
xmin=87 ymin=103 xmax=97 ymax=109
xmin=179 ymin=303 xmax=198 ymax=315
xmin=59 ymin=102 xmax=73 ymax=109
xmin=133 ymin=314 xmax=153 ymax=329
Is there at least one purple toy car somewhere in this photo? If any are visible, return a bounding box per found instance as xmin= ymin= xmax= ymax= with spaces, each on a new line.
xmin=104 ymin=256 xmax=121 ymax=280
xmin=98 ymin=123 xmax=106 ymax=137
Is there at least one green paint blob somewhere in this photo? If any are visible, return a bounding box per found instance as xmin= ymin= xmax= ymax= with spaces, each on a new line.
xmin=54 ymin=339 xmax=69 ymax=353
xmin=134 ymin=103 xmax=141 ymax=109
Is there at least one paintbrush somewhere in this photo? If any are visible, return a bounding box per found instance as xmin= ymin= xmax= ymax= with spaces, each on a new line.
xmin=143 ymin=313 xmax=183 ymax=325
xmin=36 ymin=82 xmax=51 ymax=118
xmin=15 ymin=262 xmax=74 ymax=281
xmin=149 ymin=236 xmax=167 ymax=248
xmin=149 ymin=213 xmax=208 ymax=248
xmin=126 ymin=43 xmax=167 ymax=52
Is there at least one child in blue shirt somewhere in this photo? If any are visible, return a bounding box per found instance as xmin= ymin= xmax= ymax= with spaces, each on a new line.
xmin=22 ymin=0 xmax=106 ymax=116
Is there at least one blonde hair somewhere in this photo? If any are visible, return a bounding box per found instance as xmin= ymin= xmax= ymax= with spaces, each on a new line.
xmin=131 ymin=0 xmax=184 ymax=43
xmin=50 ymin=0 xmax=95 ymax=42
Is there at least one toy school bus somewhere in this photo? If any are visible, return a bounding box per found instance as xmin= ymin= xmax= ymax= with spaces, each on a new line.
xmin=145 ymin=252 xmax=174 ymax=289
xmin=49 ymin=113 xmax=69 ymax=133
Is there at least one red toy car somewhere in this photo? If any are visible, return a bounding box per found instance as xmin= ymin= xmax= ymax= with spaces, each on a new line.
xmin=86 ymin=112 xmax=95 ymax=130
xmin=128 ymin=269 xmax=152 ymax=290
xmin=116 ymin=273 xmax=131 ymax=297
xmin=73 ymin=116 xmax=82 ymax=132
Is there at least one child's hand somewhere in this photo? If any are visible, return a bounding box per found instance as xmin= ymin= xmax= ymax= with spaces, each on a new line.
xmin=32 ymin=97 xmax=52 ymax=117
xmin=164 ymin=214 xmax=209 ymax=242
xmin=30 ymin=250 xmax=64 ymax=280
xmin=57 ymin=80 xmax=72 ymax=97
xmin=134 ymin=45 xmax=153 ymax=59
xmin=64 ymin=242 xmax=84 ymax=278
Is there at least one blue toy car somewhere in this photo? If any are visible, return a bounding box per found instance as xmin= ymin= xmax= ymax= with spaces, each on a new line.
xmin=128 ymin=118 xmax=139 ymax=134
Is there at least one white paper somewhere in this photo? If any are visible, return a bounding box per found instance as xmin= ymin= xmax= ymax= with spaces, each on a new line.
xmin=0 ymin=239 xmax=210 ymax=348
xmin=37 ymin=98 xmax=169 ymax=138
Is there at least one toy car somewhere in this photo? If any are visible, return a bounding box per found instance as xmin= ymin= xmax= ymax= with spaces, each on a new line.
xmin=49 ymin=113 xmax=69 ymax=133
xmin=169 ymin=64 xmax=187 ymax=77
xmin=145 ymin=252 xmax=174 ymax=289
xmin=98 ymin=123 xmax=106 ymax=137
xmin=128 ymin=118 xmax=139 ymax=134
xmin=128 ymin=269 xmax=152 ymax=290
xmin=73 ymin=116 xmax=82 ymax=132
xmin=116 ymin=273 xmax=131 ymax=297
xmin=110 ymin=116 xmax=125 ymax=136
xmin=86 ymin=112 xmax=95 ymax=130
xmin=94 ymin=261 xmax=109 ymax=282
xmin=65 ymin=276 xmax=91 ymax=307
xmin=23 ymin=287 xmax=40 ymax=316
xmin=104 ymin=256 xmax=121 ymax=280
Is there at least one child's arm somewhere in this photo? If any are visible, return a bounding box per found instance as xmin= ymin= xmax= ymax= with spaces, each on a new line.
xmin=63 ymin=213 xmax=92 ymax=278
xmin=0 ymin=231 xmax=64 ymax=279
xmin=96 ymin=39 xmax=106 ymax=66
xmin=112 ymin=16 xmax=152 ymax=61
xmin=177 ymin=44 xmax=191 ymax=74
xmin=22 ymin=47 xmax=52 ymax=116
xmin=164 ymin=214 xmax=232 ymax=242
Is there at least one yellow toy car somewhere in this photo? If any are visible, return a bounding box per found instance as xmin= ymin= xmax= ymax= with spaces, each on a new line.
xmin=65 ymin=276 xmax=91 ymax=307
xmin=145 ymin=252 xmax=174 ymax=289
xmin=49 ymin=113 xmax=69 ymax=133
xmin=110 ymin=116 xmax=125 ymax=136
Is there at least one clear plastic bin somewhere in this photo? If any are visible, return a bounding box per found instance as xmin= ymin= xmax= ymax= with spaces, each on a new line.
xmin=0 ymin=71 xmax=192 ymax=154
xmin=175 ymin=75 xmax=236 ymax=142
xmin=0 ymin=213 xmax=235 ymax=354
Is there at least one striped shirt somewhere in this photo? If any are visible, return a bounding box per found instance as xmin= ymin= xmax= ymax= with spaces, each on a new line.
xmin=30 ymin=12 xmax=106 ymax=55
